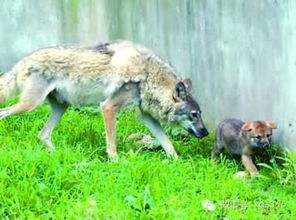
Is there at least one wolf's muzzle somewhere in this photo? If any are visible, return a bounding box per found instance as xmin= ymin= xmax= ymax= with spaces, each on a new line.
xmin=188 ymin=127 xmax=209 ymax=138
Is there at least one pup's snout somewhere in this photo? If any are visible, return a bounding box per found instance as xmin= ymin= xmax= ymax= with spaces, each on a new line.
xmin=260 ymin=141 xmax=270 ymax=148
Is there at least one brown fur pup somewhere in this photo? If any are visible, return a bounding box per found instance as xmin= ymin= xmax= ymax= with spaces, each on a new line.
xmin=0 ymin=41 xmax=208 ymax=160
xmin=212 ymin=118 xmax=277 ymax=177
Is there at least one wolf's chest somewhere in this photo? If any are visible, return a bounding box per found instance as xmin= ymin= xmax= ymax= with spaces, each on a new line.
xmin=54 ymin=79 xmax=122 ymax=106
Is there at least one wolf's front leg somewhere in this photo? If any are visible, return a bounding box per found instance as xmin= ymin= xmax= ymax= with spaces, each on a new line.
xmin=140 ymin=111 xmax=178 ymax=159
xmin=101 ymin=82 xmax=140 ymax=161
xmin=101 ymin=103 xmax=119 ymax=161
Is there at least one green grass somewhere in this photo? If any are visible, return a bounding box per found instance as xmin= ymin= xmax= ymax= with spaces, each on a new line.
xmin=0 ymin=100 xmax=295 ymax=219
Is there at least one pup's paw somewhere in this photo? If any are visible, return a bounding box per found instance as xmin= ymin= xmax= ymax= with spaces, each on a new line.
xmin=210 ymin=158 xmax=218 ymax=164
xmin=234 ymin=171 xmax=248 ymax=179
xmin=250 ymin=172 xmax=259 ymax=178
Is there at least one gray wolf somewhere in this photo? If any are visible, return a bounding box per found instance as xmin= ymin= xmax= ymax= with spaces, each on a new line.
xmin=211 ymin=118 xmax=277 ymax=177
xmin=0 ymin=41 xmax=208 ymax=160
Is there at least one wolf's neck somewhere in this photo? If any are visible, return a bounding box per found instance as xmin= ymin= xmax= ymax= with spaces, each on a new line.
xmin=139 ymin=55 xmax=178 ymax=122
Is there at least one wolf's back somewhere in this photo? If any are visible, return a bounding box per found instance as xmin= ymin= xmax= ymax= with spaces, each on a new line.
xmin=0 ymin=71 xmax=17 ymax=103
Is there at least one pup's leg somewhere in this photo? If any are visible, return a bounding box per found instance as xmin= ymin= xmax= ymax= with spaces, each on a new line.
xmin=0 ymin=77 xmax=54 ymax=120
xmin=140 ymin=111 xmax=178 ymax=159
xmin=39 ymin=97 xmax=68 ymax=150
xmin=241 ymin=154 xmax=258 ymax=177
xmin=211 ymin=142 xmax=224 ymax=160
xmin=101 ymin=83 xmax=139 ymax=160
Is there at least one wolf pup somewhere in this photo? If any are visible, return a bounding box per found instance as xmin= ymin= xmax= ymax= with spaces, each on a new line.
xmin=0 ymin=41 xmax=208 ymax=160
xmin=211 ymin=118 xmax=277 ymax=177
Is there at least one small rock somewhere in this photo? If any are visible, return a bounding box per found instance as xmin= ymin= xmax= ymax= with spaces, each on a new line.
xmin=142 ymin=135 xmax=154 ymax=145
xmin=127 ymin=133 xmax=145 ymax=140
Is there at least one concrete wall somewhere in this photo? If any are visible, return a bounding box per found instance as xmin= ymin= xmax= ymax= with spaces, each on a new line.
xmin=0 ymin=0 xmax=295 ymax=150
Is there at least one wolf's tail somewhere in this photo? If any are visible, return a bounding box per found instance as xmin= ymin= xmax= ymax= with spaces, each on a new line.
xmin=0 ymin=71 xmax=17 ymax=104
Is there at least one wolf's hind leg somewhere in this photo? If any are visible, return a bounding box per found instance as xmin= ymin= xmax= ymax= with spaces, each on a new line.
xmin=140 ymin=111 xmax=178 ymax=159
xmin=0 ymin=77 xmax=54 ymax=120
xmin=39 ymin=97 xmax=68 ymax=150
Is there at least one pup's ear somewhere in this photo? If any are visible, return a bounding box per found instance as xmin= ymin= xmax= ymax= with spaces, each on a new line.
xmin=173 ymin=81 xmax=187 ymax=102
xmin=265 ymin=121 xmax=278 ymax=129
xmin=241 ymin=122 xmax=254 ymax=131
xmin=183 ymin=78 xmax=192 ymax=93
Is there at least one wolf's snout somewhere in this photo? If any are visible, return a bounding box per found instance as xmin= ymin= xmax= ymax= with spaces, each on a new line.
xmin=188 ymin=127 xmax=209 ymax=138
xmin=201 ymin=128 xmax=209 ymax=137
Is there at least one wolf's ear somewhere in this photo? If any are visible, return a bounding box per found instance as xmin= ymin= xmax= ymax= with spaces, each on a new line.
xmin=173 ymin=81 xmax=187 ymax=102
xmin=265 ymin=121 xmax=277 ymax=129
xmin=241 ymin=122 xmax=254 ymax=131
xmin=183 ymin=78 xmax=192 ymax=93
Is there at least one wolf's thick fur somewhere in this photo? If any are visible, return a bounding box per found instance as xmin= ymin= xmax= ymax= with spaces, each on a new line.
xmin=0 ymin=71 xmax=17 ymax=103
xmin=0 ymin=41 xmax=208 ymax=159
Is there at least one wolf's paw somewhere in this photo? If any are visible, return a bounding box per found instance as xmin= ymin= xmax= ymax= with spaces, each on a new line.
xmin=43 ymin=141 xmax=56 ymax=151
xmin=234 ymin=171 xmax=248 ymax=179
xmin=109 ymin=157 xmax=119 ymax=163
xmin=107 ymin=152 xmax=119 ymax=163
xmin=166 ymin=152 xmax=179 ymax=160
xmin=39 ymin=135 xmax=56 ymax=151
xmin=47 ymin=146 xmax=56 ymax=152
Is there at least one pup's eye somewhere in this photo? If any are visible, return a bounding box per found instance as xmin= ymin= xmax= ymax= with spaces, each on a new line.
xmin=191 ymin=111 xmax=198 ymax=118
xmin=267 ymin=134 xmax=271 ymax=138
xmin=255 ymin=135 xmax=261 ymax=139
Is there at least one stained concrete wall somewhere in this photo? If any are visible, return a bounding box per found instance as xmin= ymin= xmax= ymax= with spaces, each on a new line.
xmin=0 ymin=0 xmax=295 ymax=150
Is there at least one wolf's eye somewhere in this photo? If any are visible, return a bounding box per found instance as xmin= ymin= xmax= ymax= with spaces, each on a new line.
xmin=255 ymin=135 xmax=261 ymax=139
xmin=267 ymin=134 xmax=271 ymax=138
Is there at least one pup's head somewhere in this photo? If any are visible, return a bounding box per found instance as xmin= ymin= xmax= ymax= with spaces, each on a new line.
xmin=241 ymin=121 xmax=277 ymax=149
xmin=171 ymin=78 xmax=208 ymax=138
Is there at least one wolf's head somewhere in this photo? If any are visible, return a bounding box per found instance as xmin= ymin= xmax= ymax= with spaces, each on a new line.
xmin=171 ymin=79 xmax=209 ymax=138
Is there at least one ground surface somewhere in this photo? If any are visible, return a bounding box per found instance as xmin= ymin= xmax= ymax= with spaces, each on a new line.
xmin=0 ymin=101 xmax=295 ymax=219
